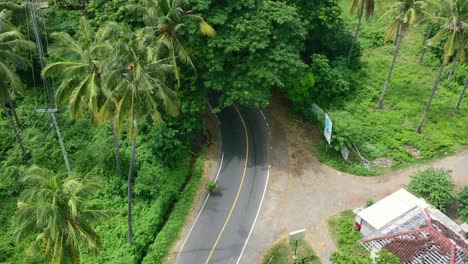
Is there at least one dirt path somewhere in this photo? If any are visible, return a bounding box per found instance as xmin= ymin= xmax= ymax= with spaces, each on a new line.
xmin=241 ymin=94 xmax=468 ymax=264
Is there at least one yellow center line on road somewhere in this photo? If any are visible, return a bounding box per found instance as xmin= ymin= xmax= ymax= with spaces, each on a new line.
xmin=204 ymin=105 xmax=249 ymax=264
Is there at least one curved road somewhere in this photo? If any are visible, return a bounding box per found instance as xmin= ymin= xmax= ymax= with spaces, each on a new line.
xmin=176 ymin=106 xmax=269 ymax=264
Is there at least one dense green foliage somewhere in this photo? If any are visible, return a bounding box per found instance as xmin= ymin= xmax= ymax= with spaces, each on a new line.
xmin=261 ymin=238 xmax=320 ymax=264
xmin=2 ymin=0 xmax=468 ymax=262
xmin=141 ymin=154 xmax=204 ymax=263
xmin=407 ymin=168 xmax=455 ymax=212
xmin=330 ymin=251 xmax=371 ymax=264
xmin=306 ymin=0 xmax=468 ymax=175
xmin=458 ymin=187 xmax=468 ymax=222
xmin=376 ymin=249 xmax=400 ymax=264
xmin=327 ymin=211 xmax=400 ymax=264
xmin=327 ymin=210 xmax=368 ymax=257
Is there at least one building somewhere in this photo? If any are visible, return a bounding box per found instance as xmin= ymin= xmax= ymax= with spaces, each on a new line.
xmin=354 ymin=189 xmax=468 ymax=264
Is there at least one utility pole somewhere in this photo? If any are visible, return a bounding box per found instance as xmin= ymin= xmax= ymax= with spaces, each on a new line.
xmin=28 ymin=1 xmax=72 ymax=174
xmin=36 ymin=109 xmax=72 ymax=173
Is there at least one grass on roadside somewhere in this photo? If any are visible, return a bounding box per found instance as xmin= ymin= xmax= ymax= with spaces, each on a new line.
xmin=261 ymin=238 xmax=321 ymax=264
xmin=142 ymin=154 xmax=206 ymax=264
xmin=326 ymin=210 xmax=368 ymax=257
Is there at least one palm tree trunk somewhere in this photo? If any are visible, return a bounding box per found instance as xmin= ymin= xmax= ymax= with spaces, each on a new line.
xmin=0 ymin=100 xmax=27 ymax=157
xmin=347 ymin=14 xmax=363 ymax=65
xmin=127 ymin=120 xmax=137 ymax=245
xmin=447 ymin=52 xmax=459 ymax=80
xmin=377 ymin=23 xmax=402 ymax=109
xmin=418 ymin=25 xmax=433 ymax=65
xmin=393 ymin=21 xmax=401 ymax=49
xmin=416 ymin=63 xmax=446 ymax=133
xmin=456 ymin=76 xmax=468 ymax=109
xmin=6 ymin=93 xmax=21 ymax=127
xmin=109 ymin=116 xmax=122 ymax=175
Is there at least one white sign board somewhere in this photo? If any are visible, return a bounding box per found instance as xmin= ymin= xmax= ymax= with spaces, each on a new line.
xmin=289 ymin=229 xmax=306 ymax=242
xmin=324 ymin=113 xmax=332 ymax=145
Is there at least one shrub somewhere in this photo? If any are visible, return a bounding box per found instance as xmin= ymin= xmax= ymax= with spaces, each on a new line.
xmin=330 ymin=251 xmax=371 ymax=264
xmin=141 ymin=155 xmax=205 ymax=264
xmin=365 ymin=199 xmax=374 ymax=208
xmin=458 ymin=187 xmax=468 ymax=223
xmin=376 ymin=249 xmax=399 ymax=264
xmin=205 ymin=180 xmax=217 ymax=193
xmin=327 ymin=210 xmax=367 ymax=256
xmin=407 ymin=168 xmax=455 ymax=212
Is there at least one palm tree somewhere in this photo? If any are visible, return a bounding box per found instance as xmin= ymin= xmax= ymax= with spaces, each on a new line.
xmin=42 ymin=17 xmax=124 ymax=174
xmin=347 ymin=0 xmax=375 ymax=65
xmin=125 ymin=0 xmax=215 ymax=86
xmin=15 ymin=166 xmax=110 ymax=263
xmin=0 ymin=7 xmax=35 ymax=157
xmin=416 ymin=0 xmax=467 ymax=132
xmin=98 ymin=22 xmax=180 ymax=244
xmin=456 ymin=76 xmax=468 ymax=109
xmin=377 ymin=0 xmax=429 ymax=108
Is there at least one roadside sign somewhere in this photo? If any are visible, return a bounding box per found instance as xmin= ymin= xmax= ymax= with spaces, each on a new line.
xmin=324 ymin=113 xmax=332 ymax=145
xmin=289 ymin=229 xmax=306 ymax=242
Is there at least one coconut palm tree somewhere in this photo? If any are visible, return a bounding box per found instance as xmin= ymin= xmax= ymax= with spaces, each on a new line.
xmin=416 ymin=0 xmax=467 ymax=132
xmin=98 ymin=22 xmax=180 ymax=244
xmin=0 ymin=7 xmax=34 ymax=157
xmin=125 ymin=0 xmax=215 ymax=86
xmin=377 ymin=0 xmax=430 ymax=109
xmin=347 ymin=0 xmax=375 ymax=65
xmin=15 ymin=166 xmax=111 ymax=263
xmin=42 ymin=17 xmax=124 ymax=174
xmin=456 ymin=76 xmax=468 ymax=109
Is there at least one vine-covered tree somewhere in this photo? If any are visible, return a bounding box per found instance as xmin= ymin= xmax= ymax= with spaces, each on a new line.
xmin=187 ymin=0 xmax=307 ymax=108
xmin=15 ymin=166 xmax=110 ymax=263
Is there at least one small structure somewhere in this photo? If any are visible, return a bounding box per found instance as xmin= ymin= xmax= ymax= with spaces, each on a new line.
xmin=354 ymin=189 xmax=429 ymax=236
xmin=354 ymin=189 xmax=468 ymax=263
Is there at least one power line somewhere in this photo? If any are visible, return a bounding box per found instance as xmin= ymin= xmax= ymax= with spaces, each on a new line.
xmin=0 ymin=110 xmax=38 ymax=156
xmin=3 ymin=115 xmax=52 ymax=169
xmin=0 ymin=117 xmax=53 ymax=213
xmin=23 ymin=1 xmax=39 ymax=108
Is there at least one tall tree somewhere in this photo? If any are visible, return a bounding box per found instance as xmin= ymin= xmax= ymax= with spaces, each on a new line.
xmin=42 ymin=17 xmax=124 ymax=174
xmin=456 ymin=76 xmax=468 ymax=109
xmin=417 ymin=0 xmax=467 ymax=132
xmin=0 ymin=7 xmax=34 ymax=157
xmin=15 ymin=166 xmax=110 ymax=264
xmin=377 ymin=0 xmax=429 ymax=108
xmin=347 ymin=0 xmax=375 ymax=65
xmin=98 ymin=22 xmax=180 ymax=244
xmin=125 ymin=0 xmax=215 ymax=86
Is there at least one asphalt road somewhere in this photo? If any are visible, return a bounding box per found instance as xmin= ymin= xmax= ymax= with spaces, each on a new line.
xmin=176 ymin=106 xmax=269 ymax=264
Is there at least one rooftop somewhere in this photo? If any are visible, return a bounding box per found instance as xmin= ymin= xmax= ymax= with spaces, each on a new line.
xmin=361 ymin=206 xmax=468 ymax=263
xmin=357 ymin=189 xmax=429 ymax=230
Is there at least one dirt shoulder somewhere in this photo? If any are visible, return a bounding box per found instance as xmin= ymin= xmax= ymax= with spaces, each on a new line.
xmin=241 ymin=92 xmax=468 ymax=264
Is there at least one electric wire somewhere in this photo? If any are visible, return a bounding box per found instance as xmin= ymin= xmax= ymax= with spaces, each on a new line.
xmin=8 ymin=115 xmax=52 ymax=169
xmin=0 ymin=117 xmax=53 ymax=212
xmin=23 ymin=2 xmax=38 ymax=109
xmin=0 ymin=110 xmax=38 ymax=156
